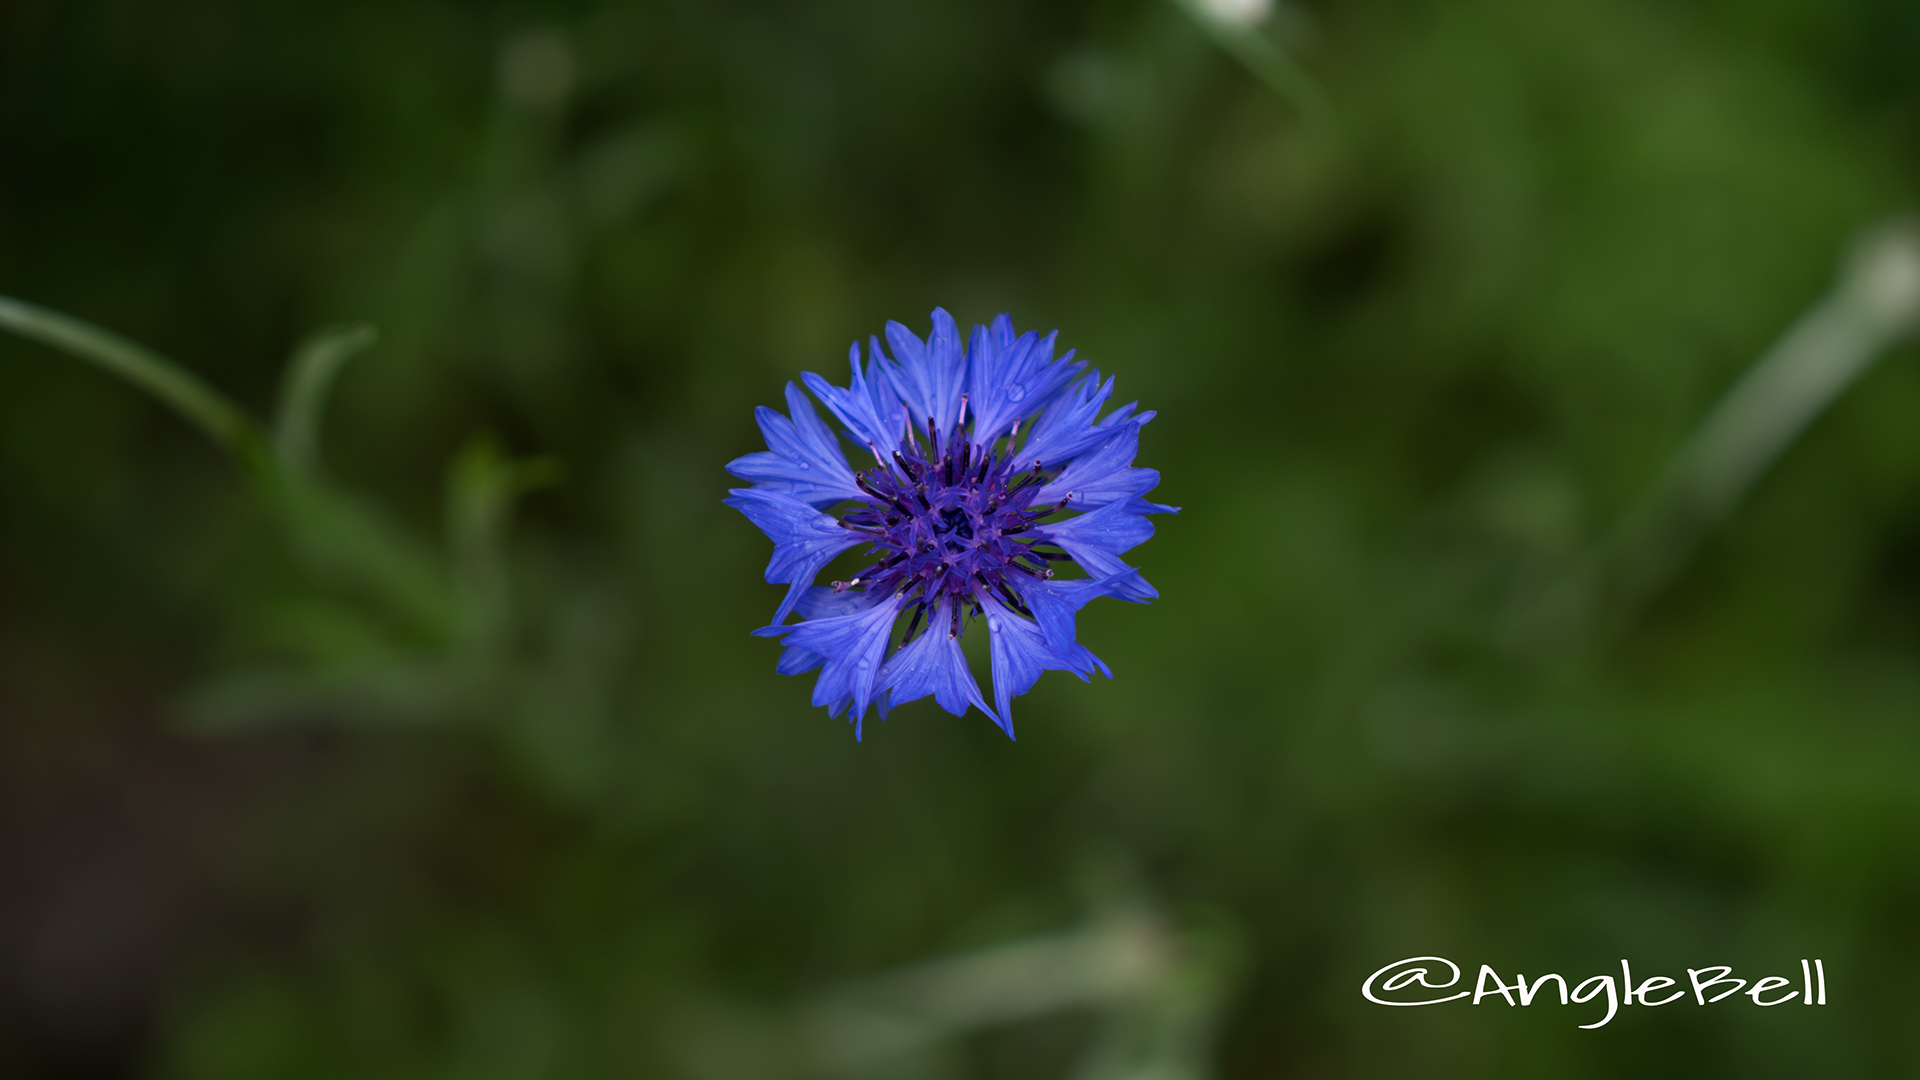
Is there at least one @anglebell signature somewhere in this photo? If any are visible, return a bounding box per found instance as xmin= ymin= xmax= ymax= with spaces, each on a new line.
xmin=1363 ymin=955 xmax=1829 ymax=1029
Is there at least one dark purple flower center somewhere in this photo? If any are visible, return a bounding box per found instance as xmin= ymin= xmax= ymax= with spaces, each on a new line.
xmin=835 ymin=415 xmax=1070 ymax=639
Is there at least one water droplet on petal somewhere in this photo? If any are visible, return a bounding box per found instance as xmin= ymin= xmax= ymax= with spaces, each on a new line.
xmin=796 ymin=460 xmax=811 ymax=469
xmin=857 ymin=658 xmax=871 ymax=670
xmin=1006 ymin=384 xmax=1026 ymax=402
xmin=988 ymin=618 xmax=1001 ymax=632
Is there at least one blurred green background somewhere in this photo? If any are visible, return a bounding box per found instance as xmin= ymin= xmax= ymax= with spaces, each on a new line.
xmin=4 ymin=0 xmax=1920 ymax=1075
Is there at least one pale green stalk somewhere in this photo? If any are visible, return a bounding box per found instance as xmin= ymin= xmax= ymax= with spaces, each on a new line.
xmin=275 ymin=323 xmax=378 ymax=478
xmin=1173 ymin=0 xmax=1334 ymax=124
xmin=0 ymin=293 xmax=258 ymax=454
xmin=1606 ymin=219 xmax=1920 ymax=617
xmin=1517 ymin=218 xmax=1920 ymax=648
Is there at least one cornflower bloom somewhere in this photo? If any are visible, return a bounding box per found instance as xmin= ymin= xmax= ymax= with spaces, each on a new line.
xmin=725 ymin=309 xmax=1174 ymax=739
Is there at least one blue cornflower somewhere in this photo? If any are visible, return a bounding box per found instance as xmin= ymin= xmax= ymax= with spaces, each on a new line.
xmin=725 ymin=309 xmax=1175 ymax=740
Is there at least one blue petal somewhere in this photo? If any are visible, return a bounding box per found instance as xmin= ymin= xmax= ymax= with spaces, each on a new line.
xmin=1032 ymin=421 xmax=1166 ymax=511
xmin=1097 ymin=401 xmax=1146 ymax=429
xmin=820 ymin=691 xmax=893 ymax=733
xmin=884 ymin=309 xmax=968 ymax=439
xmin=879 ymin=597 xmax=998 ymax=723
xmin=1053 ymin=640 xmax=1112 ymax=682
xmin=928 ymin=309 xmax=966 ymax=429
xmin=766 ymin=586 xmax=892 ymax=676
xmin=966 ymin=316 xmax=1086 ymax=443
xmin=772 ymin=594 xmax=904 ymax=733
xmin=776 ymin=646 xmax=826 ymax=675
xmin=801 ymin=341 xmax=906 ymax=456
xmin=882 ymin=323 xmax=932 ymax=425
xmin=1013 ymin=568 xmax=1153 ymax=671
xmin=981 ymin=594 xmax=1108 ymax=738
xmin=793 ymin=585 xmax=891 ymax=620
xmin=724 ymin=383 xmax=865 ymax=506
xmin=989 ymin=312 xmax=1016 ymax=351
xmin=1031 ymin=499 xmax=1156 ymax=579
xmin=1013 ymin=372 xmax=1122 ymax=468
xmin=965 ymin=321 xmax=1034 ymax=441
xmin=723 ymin=487 xmax=864 ymax=624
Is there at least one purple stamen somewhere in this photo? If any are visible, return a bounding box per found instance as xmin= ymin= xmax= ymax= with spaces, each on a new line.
xmin=833 ymin=417 xmax=1094 ymax=653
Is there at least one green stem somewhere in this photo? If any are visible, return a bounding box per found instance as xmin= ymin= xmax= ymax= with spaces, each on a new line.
xmin=1174 ymin=0 xmax=1336 ymax=124
xmin=1510 ymin=218 xmax=1920 ymax=652
xmin=0 ymin=293 xmax=260 ymax=454
xmin=1602 ymin=221 xmax=1920 ymax=617
xmin=275 ymin=323 xmax=378 ymax=478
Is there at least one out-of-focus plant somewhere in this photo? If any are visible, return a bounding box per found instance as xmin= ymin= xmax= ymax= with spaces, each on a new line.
xmin=0 ymin=295 xmax=627 ymax=798
xmin=677 ymin=902 xmax=1237 ymax=1080
xmin=1517 ymin=218 xmax=1920 ymax=647
xmin=381 ymin=21 xmax=688 ymax=429
xmin=1602 ymin=221 xmax=1920 ymax=614
xmin=1173 ymin=0 xmax=1332 ymax=123
xmin=0 ymin=16 xmax=693 ymax=806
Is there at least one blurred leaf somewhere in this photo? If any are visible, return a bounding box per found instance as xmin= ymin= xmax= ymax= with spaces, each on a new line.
xmin=0 ymin=292 xmax=261 ymax=455
xmin=275 ymin=323 xmax=379 ymax=480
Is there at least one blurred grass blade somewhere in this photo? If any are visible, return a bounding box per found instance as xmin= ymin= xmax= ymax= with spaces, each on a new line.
xmin=275 ymin=323 xmax=377 ymax=478
xmin=795 ymin=909 xmax=1233 ymax=1079
xmin=0 ymin=297 xmax=456 ymax=661
xmin=1597 ymin=217 xmax=1920 ymax=630
xmin=671 ymin=907 xmax=1235 ymax=1079
xmin=1173 ymin=0 xmax=1333 ymax=123
xmin=0 ymin=293 xmax=258 ymax=453
xmin=182 ymin=658 xmax=474 ymax=732
xmin=447 ymin=435 xmax=562 ymax=654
